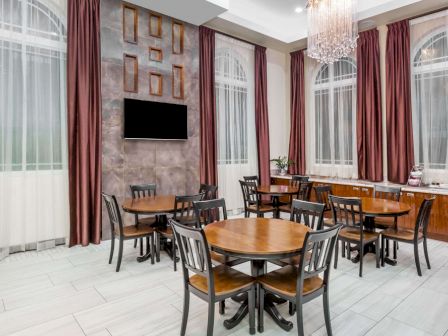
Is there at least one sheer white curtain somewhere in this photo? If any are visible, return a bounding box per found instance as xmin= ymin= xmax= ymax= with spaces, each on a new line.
xmin=215 ymin=34 xmax=257 ymax=212
xmin=411 ymin=10 xmax=448 ymax=184
xmin=0 ymin=0 xmax=68 ymax=260
xmin=305 ymin=55 xmax=358 ymax=179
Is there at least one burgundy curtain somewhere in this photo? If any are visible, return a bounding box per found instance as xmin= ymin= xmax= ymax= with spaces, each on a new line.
xmin=199 ymin=26 xmax=217 ymax=186
xmin=386 ymin=20 xmax=414 ymax=184
xmin=288 ymin=50 xmax=306 ymax=175
xmin=67 ymin=0 xmax=102 ymax=246
xmin=254 ymin=46 xmax=271 ymax=186
xmin=356 ymin=29 xmax=383 ymax=182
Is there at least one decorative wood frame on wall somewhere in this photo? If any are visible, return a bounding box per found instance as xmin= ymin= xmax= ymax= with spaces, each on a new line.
xmin=149 ymin=47 xmax=163 ymax=62
xmin=172 ymin=20 xmax=184 ymax=54
xmin=149 ymin=12 xmax=162 ymax=38
xmin=172 ymin=65 xmax=184 ymax=99
xmin=122 ymin=4 xmax=138 ymax=44
xmin=150 ymin=72 xmax=163 ymax=96
xmin=123 ymin=54 xmax=138 ymax=93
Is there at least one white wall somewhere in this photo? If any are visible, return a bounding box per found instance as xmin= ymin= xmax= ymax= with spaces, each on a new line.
xmin=267 ymin=48 xmax=290 ymax=167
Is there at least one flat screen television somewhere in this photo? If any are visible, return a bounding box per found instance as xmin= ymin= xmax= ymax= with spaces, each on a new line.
xmin=124 ymin=98 xmax=188 ymax=140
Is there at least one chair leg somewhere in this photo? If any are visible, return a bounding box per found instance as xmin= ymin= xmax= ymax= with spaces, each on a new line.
xmin=423 ymin=238 xmax=431 ymax=270
xmin=386 ymin=239 xmax=390 ymax=257
xmin=139 ymin=237 xmax=143 ymax=256
xmin=155 ymin=232 xmax=160 ymax=262
xmin=173 ymin=236 xmax=177 ymax=272
xmin=289 ymin=302 xmax=295 ymax=316
xmin=376 ymin=238 xmax=380 ymax=268
xmin=258 ymin=285 xmax=264 ymax=333
xmin=207 ymin=302 xmax=215 ymax=336
xmin=323 ymin=289 xmax=333 ymax=336
xmin=116 ymin=239 xmax=124 ymax=272
xmin=341 ymin=241 xmax=346 ymax=258
xmin=248 ymin=286 xmax=255 ymax=335
xmin=180 ymin=288 xmax=190 ymax=336
xmin=414 ymin=242 xmax=422 ymax=276
xmin=134 ymin=239 xmax=137 ymax=248
xmin=295 ymin=301 xmax=304 ymax=336
xmin=334 ymin=239 xmax=339 ymax=269
xmin=393 ymin=241 xmax=397 ymax=259
xmin=150 ymin=234 xmax=155 ymax=265
xmin=359 ymin=244 xmax=363 ymax=277
xmin=109 ymin=236 xmax=115 ymax=264
xmin=381 ymin=236 xmax=386 ymax=267
xmin=219 ymin=300 xmax=225 ymax=315
xmin=346 ymin=242 xmax=350 ymax=260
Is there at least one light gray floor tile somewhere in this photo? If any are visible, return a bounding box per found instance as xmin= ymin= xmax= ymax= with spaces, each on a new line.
xmin=365 ymin=317 xmax=433 ymax=336
xmin=8 ymin=315 xmax=85 ymax=336
xmin=312 ymin=310 xmax=376 ymax=336
xmin=351 ymin=291 xmax=403 ymax=321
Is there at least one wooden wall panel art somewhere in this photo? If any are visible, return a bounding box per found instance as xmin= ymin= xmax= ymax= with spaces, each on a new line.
xmin=172 ymin=20 xmax=184 ymax=54
xmin=172 ymin=65 xmax=184 ymax=99
xmin=149 ymin=13 xmax=162 ymax=38
xmin=122 ymin=4 xmax=138 ymax=44
xmin=123 ymin=54 xmax=138 ymax=93
xmin=150 ymin=72 xmax=163 ymax=96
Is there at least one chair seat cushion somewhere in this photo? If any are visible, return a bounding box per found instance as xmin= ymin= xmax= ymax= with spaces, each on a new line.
xmin=339 ymin=227 xmax=379 ymax=242
xmin=137 ymin=216 xmax=157 ymax=226
xmin=382 ymin=228 xmax=421 ymax=241
xmin=119 ymin=224 xmax=154 ymax=238
xmin=248 ymin=204 xmax=275 ymax=212
xmin=190 ymin=265 xmax=254 ymax=296
xmin=374 ymin=217 xmax=397 ymax=229
xmin=258 ymin=265 xmax=323 ymax=297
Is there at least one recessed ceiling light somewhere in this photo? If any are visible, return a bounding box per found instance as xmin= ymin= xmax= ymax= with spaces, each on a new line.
xmin=295 ymin=7 xmax=304 ymax=13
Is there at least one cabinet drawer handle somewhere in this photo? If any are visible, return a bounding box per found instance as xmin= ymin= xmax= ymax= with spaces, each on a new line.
xmin=406 ymin=193 xmax=414 ymax=197
xmin=353 ymin=187 xmax=360 ymax=191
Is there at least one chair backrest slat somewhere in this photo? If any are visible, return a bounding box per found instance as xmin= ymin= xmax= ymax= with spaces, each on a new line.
xmin=314 ymin=185 xmax=332 ymax=211
xmin=296 ymin=225 xmax=341 ymax=295
xmin=102 ymin=193 xmax=124 ymax=236
xmin=414 ymin=198 xmax=435 ymax=238
xmin=243 ymin=175 xmax=260 ymax=186
xmin=174 ymin=193 xmax=205 ymax=226
xmin=329 ymin=195 xmax=364 ymax=239
xmin=296 ymin=181 xmax=313 ymax=201
xmin=373 ymin=185 xmax=401 ymax=202
xmin=290 ymin=200 xmax=325 ymax=231
xmin=193 ymin=198 xmax=227 ymax=228
xmin=199 ymin=184 xmax=218 ymax=200
xmin=239 ymin=180 xmax=259 ymax=206
xmin=290 ymin=175 xmax=309 ymax=189
xmin=130 ymin=184 xmax=157 ymax=199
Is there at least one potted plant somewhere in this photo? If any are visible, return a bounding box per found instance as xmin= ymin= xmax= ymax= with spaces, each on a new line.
xmin=270 ymin=156 xmax=294 ymax=176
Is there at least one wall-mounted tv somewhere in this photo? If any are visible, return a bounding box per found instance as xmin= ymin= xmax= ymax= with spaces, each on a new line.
xmin=124 ymin=98 xmax=188 ymax=140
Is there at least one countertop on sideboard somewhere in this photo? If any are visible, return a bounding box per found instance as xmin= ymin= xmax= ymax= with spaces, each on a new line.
xmin=271 ymin=175 xmax=448 ymax=196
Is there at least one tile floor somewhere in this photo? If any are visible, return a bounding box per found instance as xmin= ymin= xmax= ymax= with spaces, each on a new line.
xmin=0 ymin=231 xmax=447 ymax=336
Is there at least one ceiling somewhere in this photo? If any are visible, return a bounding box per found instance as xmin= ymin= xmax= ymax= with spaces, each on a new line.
xmin=128 ymin=0 xmax=448 ymax=51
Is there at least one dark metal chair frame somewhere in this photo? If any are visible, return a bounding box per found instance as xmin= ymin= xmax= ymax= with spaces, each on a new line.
xmin=157 ymin=193 xmax=204 ymax=271
xmin=130 ymin=184 xmax=157 ymax=255
xmin=243 ymin=175 xmax=260 ymax=185
xmin=171 ymin=219 xmax=256 ymax=336
xmin=239 ymin=180 xmax=275 ymax=218
xmin=329 ymin=195 xmax=380 ymax=277
xmin=290 ymin=199 xmax=325 ymax=231
xmin=102 ymin=193 xmax=155 ymax=272
xmin=278 ymin=181 xmax=313 ymax=216
xmin=381 ymin=198 xmax=434 ymax=276
xmin=258 ymin=225 xmax=341 ymax=335
xmin=314 ymin=185 xmax=333 ymax=217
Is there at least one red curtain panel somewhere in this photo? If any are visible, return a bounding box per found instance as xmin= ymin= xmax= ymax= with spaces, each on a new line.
xmin=386 ymin=20 xmax=415 ymax=184
xmin=254 ymin=46 xmax=271 ymax=186
xmin=199 ymin=26 xmax=218 ymax=186
xmin=356 ymin=29 xmax=383 ymax=182
xmin=67 ymin=0 xmax=102 ymax=246
xmin=288 ymin=50 xmax=306 ymax=175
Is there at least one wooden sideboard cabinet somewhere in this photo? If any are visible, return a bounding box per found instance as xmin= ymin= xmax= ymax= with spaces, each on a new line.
xmin=271 ymin=177 xmax=448 ymax=242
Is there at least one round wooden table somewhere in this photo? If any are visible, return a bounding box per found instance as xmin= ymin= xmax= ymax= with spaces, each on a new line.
xmin=122 ymin=195 xmax=176 ymax=262
xmin=256 ymin=185 xmax=299 ymax=218
xmin=205 ymin=218 xmax=311 ymax=332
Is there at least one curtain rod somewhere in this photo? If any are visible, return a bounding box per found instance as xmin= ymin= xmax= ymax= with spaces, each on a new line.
xmin=407 ymin=5 xmax=448 ymax=21
xmin=204 ymin=25 xmax=258 ymax=47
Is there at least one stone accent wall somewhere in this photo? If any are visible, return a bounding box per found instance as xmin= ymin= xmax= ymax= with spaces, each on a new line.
xmin=101 ymin=0 xmax=200 ymax=236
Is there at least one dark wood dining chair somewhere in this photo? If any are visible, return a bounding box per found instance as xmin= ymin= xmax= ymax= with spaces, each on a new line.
xmin=275 ymin=200 xmax=326 ymax=268
xmin=381 ymin=198 xmax=435 ymax=276
xmin=130 ymin=184 xmax=157 ymax=255
xmin=314 ymin=185 xmax=334 ymax=227
xmin=243 ymin=175 xmax=260 ymax=185
xmin=239 ymin=180 xmax=275 ymax=218
xmin=278 ymin=181 xmax=313 ymax=216
xmin=329 ymin=195 xmax=380 ymax=277
xmin=171 ymin=219 xmax=256 ymax=336
xmin=157 ymin=193 xmax=204 ymax=271
xmin=199 ymin=183 xmax=218 ymax=200
xmin=373 ymin=185 xmax=402 ymax=258
xmin=257 ymin=224 xmax=341 ymax=335
xmin=291 ymin=175 xmax=310 ymax=184
xmin=102 ymin=193 xmax=155 ymax=272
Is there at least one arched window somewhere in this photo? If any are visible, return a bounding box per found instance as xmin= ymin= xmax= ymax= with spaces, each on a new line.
xmin=308 ymin=57 xmax=357 ymax=178
xmin=411 ymin=15 xmax=448 ymax=182
xmin=0 ymin=0 xmax=67 ymax=171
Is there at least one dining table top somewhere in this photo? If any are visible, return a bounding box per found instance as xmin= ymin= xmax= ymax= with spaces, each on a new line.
xmin=204 ymin=217 xmax=311 ymax=260
xmin=256 ymin=184 xmax=299 ymax=195
xmin=122 ymin=195 xmax=176 ymax=214
xmin=359 ymin=197 xmax=411 ymax=217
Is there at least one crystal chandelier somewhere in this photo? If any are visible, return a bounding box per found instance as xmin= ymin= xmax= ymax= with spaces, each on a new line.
xmin=307 ymin=0 xmax=359 ymax=64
